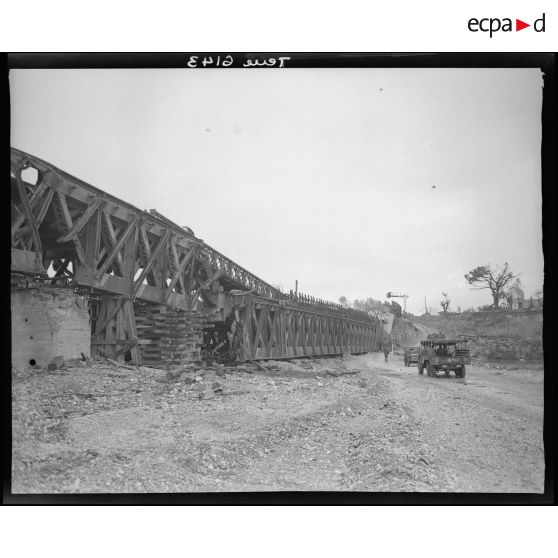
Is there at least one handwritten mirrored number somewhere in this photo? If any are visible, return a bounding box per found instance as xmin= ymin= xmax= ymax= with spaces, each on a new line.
xmin=187 ymin=56 xmax=198 ymax=68
xmin=243 ymin=56 xmax=290 ymax=68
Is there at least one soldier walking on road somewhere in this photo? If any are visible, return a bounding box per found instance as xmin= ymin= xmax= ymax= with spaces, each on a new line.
xmin=383 ymin=344 xmax=390 ymax=363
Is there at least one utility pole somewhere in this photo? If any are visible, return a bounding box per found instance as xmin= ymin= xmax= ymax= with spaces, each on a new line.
xmin=295 ymin=279 xmax=298 ymax=295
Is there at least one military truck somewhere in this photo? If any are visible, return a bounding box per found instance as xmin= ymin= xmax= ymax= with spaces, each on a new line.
xmin=403 ymin=346 xmax=420 ymax=367
xmin=417 ymin=339 xmax=471 ymax=378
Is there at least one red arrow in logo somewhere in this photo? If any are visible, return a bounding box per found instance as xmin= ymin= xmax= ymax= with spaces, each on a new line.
xmin=516 ymin=19 xmax=530 ymax=31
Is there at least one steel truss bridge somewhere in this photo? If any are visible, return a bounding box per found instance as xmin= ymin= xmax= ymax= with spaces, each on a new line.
xmin=11 ymin=148 xmax=381 ymax=364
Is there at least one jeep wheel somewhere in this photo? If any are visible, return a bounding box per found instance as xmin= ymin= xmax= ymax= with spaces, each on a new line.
xmin=456 ymin=365 xmax=466 ymax=378
xmin=427 ymin=362 xmax=436 ymax=377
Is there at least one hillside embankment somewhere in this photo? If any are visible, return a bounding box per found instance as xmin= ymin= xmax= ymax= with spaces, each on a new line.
xmin=393 ymin=309 xmax=543 ymax=362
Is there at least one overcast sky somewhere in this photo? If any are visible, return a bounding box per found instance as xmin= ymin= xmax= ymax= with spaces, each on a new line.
xmin=10 ymin=68 xmax=544 ymax=314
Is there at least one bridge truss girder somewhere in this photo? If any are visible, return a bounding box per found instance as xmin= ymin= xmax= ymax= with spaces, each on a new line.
xmin=10 ymin=148 xmax=279 ymax=312
xmin=11 ymin=148 xmax=381 ymax=364
xmin=231 ymin=293 xmax=380 ymax=361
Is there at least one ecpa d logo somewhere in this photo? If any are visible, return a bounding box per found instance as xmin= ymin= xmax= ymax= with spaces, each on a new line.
xmin=468 ymin=13 xmax=545 ymax=37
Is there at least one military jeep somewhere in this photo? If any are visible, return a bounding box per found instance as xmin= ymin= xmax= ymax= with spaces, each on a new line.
xmin=418 ymin=339 xmax=470 ymax=378
xmin=403 ymin=347 xmax=420 ymax=367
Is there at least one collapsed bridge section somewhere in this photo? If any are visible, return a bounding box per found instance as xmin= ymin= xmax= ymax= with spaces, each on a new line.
xmin=10 ymin=147 xmax=381 ymax=366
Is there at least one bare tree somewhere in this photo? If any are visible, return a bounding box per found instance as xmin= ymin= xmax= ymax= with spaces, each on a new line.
xmin=464 ymin=263 xmax=517 ymax=309
xmin=440 ymin=292 xmax=450 ymax=316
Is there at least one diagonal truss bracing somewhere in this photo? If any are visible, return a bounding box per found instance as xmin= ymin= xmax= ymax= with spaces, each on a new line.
xmin=11 ymin=147 xmax=382 ymax=363
xmin=10 ymin=147 xmax=281 ymax=310
xmin=231 ymin=293 xmax=380 ymax=361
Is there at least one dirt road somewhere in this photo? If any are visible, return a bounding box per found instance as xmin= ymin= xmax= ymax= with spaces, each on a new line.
xmin=373 ymin=353 xmax=544 ymax=492
xmin=12 ymin=353 xmax=544 ymax=493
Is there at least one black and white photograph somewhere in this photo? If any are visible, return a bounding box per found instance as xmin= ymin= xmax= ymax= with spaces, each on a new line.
xmin=8 ymin=55 xmax=549 ymax=499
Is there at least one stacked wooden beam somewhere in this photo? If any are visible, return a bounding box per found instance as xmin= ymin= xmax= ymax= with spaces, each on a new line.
xmin=134 ymin=303 xmax=212 ymax=365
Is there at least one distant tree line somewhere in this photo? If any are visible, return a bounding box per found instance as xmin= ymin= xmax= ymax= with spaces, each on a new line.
xmin=338 ymin=296 xmax=402 ymax=316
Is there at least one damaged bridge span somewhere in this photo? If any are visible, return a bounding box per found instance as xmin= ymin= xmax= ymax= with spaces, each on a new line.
xmin=10 ymin=148 xmax=381 ymax=366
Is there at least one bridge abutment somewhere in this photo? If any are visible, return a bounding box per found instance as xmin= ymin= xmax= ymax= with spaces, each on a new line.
xmin=11 ymin=283 xmax=91 ymax=369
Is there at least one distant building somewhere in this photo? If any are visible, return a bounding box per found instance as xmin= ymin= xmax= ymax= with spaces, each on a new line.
xmin=507 ymin=283 xmax=525 ymax=310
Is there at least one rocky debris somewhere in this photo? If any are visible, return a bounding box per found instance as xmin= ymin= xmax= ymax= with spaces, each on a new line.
xmin=254 ymin=361 xmax=270 ymax=373
xmin=47 ymin=356 xmax=66 ymax=371
xmin=326 ymin=369 xmax=358 ymax=377
xmin=165 ymin=369 xmax=182 ymax=381
xmin=11 ymin=352 xmax=543 ymax=494
xmin=104 ymin=357 xmax=135 ymax=370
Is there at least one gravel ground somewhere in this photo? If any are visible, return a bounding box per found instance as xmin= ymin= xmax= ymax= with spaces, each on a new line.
xmin=11 ymin=352 xmax=544 ymax=493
